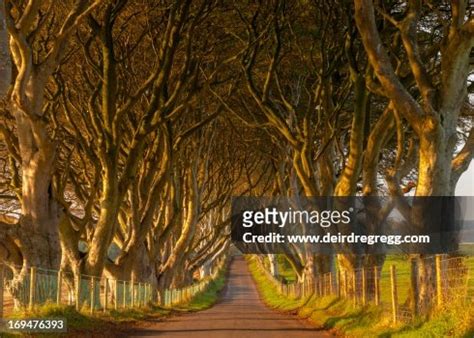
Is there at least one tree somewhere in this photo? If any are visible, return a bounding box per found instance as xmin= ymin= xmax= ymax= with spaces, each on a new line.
xmin=0 ymin=0 xmax=101 ymax=302
xmin=354 ymin=0 xmax=474 ymax=312
xmin=0 ymin=0 xmax=10 ymax=98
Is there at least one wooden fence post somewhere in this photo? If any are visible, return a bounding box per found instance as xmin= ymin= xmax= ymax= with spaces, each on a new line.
xmin=410 ymin=258 xmax=419 ymax=316
xmin=362 ymin=267 xmax=366 ymax=305
xmin=149 ymin=284 xmax=153 ymax=304
xmin=104 ymin=278 xmax=109 ymax=312
xmin=90 ymin=277 xmax=96 ymax=314
xmin=57 ymin=270 xmax=62 ymax=305
xmin=114 ymin=279 xmax=118 ymax=310
xmin=318 ymin=275 xmax=322 ymax=297
xmin=29 ymin=267 xmax=36 ymax=310
xmin=147 ymin=284 xmax=151 ymax=304
xmin=0 ymin=264 xmax=4 ymax=318
xmin=337 ymin=270 xmax=341 ymax=297
xmin=374 ymin=266 xmax=380 ymax=306
xmin=321 ymin=275 xmax=325 ymax=296
xmin=327 ymin=273 xmax=331 ymax=295
xmin=75 ymin=274 xmax=81 ymax=311
xmin=131 ymin=277 xmax=135 ymax=308
xmin=344 ymin=271 xmax=348 ymax=298
xmin=138 ymin=283 xmax=142 ymax=306
xmin=435 ymin=254 xmax=442 ymax=308
xmin=390 ymin=265 xmax=398 ymax=323
xmin=123 ymin=281 xmax=127 ymax=308
xmin=352 ymin=271 xmax=357 ymax=306
xmin=321 ymin=274 xmax=325 ymax=296
xmin=324 ymin=274 xmax=328 ymax=296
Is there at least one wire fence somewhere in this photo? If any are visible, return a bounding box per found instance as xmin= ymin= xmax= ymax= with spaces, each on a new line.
xmin=0 ymin=258 xmax=226 ymax=318
xmin=161 ymin=260 xmax=224 ymax=307
xmin=256 ymin=254 xmax=473 ymax=323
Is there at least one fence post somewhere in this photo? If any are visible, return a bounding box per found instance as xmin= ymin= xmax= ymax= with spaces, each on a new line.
xmin=0 ymin=264 xmax=4 ymax=318
xmin=435 ymin=254 xmax=442 ymax=308
xmin=114 ymin=279 xmax=118 ymax=310
xmin=75 ymin=274 xmax=81 ymax=311
xmin=90 ymin=277 xmax=96 ymax=314
xmin=319 ymin=275 xmax=322 ymax=296
xmin=410 ymin=258 xmax=419 ymax=316
xmin=150 ymin=284 xmax=153 ymax=304
xmin=148 ymin=284 xmax=152 ymax=304
xmin=374 ymin=266 xmax=380 ymax=306
xmin=131 ymin=277 xmax=135 ymax=308
xmin=55 ymin=270 xmax=62 ymax=306
xmin=337 ymin=270 xmax=341 ymax=297
xmin=318 ymin=275 xmax=322 ymax=297
xmin=123 ymin=281 xmax=127 ymax=308
xmin=104 ymin=278 xmax=109 ymax=312
xmin=352 ymin=271 xmax=357 ymax=306
xmin=29 ymin=267 xmax=36 ymax=310
xmin=323 ymin=274 xmax=327 ymax=296
xmin=390 ymin=265 xmax=398 ymax=323
xmin=362 ymin=267 xmax=366 ymax=306
xmin=138 ymin=283 xmax=142 ymax=307
xmin=327 ymin=273 xmax=330 ymax=295
xmin=343 ymin=271 xmax=348 ymax=298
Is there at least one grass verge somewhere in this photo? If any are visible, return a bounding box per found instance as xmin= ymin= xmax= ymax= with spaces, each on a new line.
xmin=1 ymin=268 xmax=227 ymax=337
xmin=248 ymin=255 xmax=474 ymax=337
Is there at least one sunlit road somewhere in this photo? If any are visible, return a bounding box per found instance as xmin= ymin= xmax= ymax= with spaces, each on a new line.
xmin=127 ymin=256 xmax=331 ymax=338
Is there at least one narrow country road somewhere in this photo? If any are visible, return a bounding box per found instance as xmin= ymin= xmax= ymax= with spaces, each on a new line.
xmin=127 ymin=257 xmax=331 ymax=337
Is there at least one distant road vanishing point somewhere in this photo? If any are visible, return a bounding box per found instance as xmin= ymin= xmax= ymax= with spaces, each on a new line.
xmin=128 ymin=256 xmax=331 ymax=338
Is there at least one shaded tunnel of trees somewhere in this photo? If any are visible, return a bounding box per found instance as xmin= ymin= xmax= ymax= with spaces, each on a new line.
xmin=0 ymin=0 xmax=473 ymax=314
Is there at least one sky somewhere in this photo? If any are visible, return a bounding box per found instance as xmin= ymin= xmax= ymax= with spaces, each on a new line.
xmin=456 ymin=162 xmax=474 ymax=196
xmin=456 ymin=163 xmax=474 ymax=243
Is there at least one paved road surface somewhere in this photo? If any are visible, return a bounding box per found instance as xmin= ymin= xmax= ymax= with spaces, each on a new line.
xmin=128 ymin=257 xmax=330 ymax=337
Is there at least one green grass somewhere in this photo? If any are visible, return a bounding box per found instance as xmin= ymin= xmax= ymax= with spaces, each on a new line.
xmin=459 ymin=243 xmax=474 ymax=255
xmin=249 ymin=258 xmax=304 ymax=311
xmin=276 ymin=255 xmax=299 ymax=283
xmin=171 ymin=270 xmax=227 ymax=312
xmin=380 ymin=255 xmax=411 ymax=305
xmin=274 ymin=254 xmax=474 ymax=308
xmin=248 ymin=255 xmax=474 ymax=337
xmin=261 ymin=255 xmax=299 ymax=283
